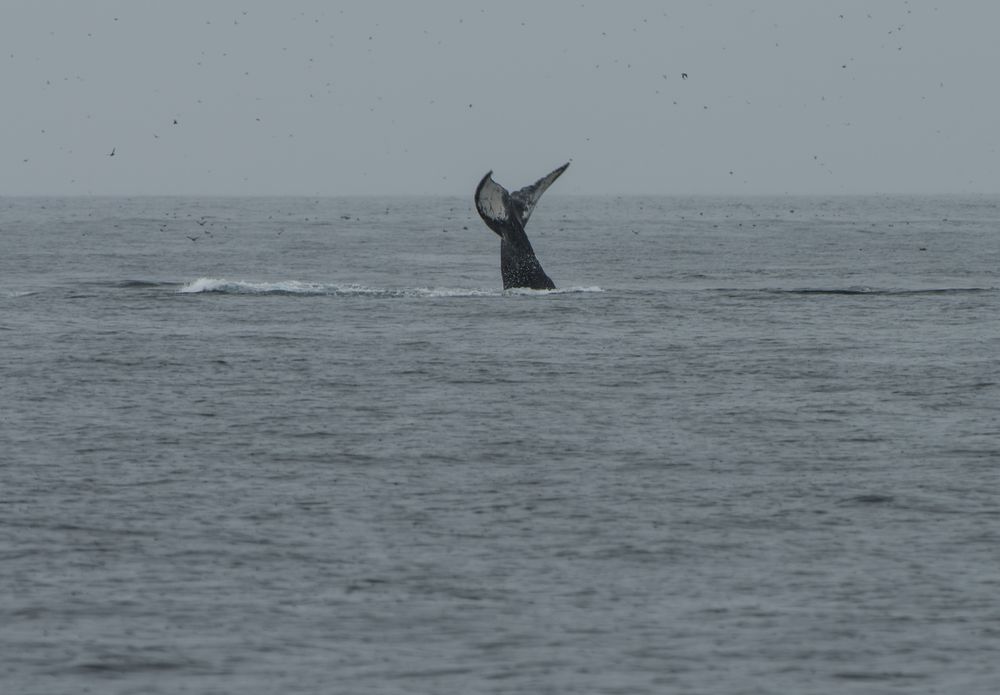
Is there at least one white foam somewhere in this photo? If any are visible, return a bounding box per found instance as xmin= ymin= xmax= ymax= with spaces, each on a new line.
xmin=178 ymin=277 xmax=500 ymax=298
xmin=552 ymin=285 xmax=605 ymax=294
xmin=419 ymin=287 xmax=501 ymax=297
xmin=177 ymin=278 xmax=604 ymax=298
xmin=178 ymin=278 xmax=330 ymax=294
xmin=505 ymin=285 xmax=605 ymax=295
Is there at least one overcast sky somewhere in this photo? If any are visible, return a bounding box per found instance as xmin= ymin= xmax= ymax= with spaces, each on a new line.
xmin=3 ymin=1 xmax=998 ymax=196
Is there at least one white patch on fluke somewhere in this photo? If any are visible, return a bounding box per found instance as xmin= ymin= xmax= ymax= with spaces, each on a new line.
xmin=474 ymin=174 xmax=510 ymax=223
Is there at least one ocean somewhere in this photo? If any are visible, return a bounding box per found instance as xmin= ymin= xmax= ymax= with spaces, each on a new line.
xmin=2 ymin=194 xmax=999 ymax=694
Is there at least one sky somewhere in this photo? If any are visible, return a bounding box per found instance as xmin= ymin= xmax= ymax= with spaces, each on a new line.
xmin=3 ymin=1 xmax=999 ymax=196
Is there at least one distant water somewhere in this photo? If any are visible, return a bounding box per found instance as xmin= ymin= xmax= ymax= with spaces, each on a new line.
xmin=2 ymin=194 xmax=999 ymax=694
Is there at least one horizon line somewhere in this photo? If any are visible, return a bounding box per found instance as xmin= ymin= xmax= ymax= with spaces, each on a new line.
xmin=3 ymin=190 xmax=1000 ymax=199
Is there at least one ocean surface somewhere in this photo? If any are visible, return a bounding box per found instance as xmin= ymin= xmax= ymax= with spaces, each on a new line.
xmin=2 ymin=194 xmax=999 ymax=694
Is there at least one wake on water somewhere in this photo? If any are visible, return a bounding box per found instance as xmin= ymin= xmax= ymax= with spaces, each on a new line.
xmin=177 ymin=277 xmax=605 ymax=297
xmin=5 ymin=278 xmax=992 ymax=301
xmin=5 ymin=280 xmax=992 ymax=301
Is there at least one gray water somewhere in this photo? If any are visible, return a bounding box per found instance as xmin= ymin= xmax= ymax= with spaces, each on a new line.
xmin=2 ymin=195 xmax=999 ymax=694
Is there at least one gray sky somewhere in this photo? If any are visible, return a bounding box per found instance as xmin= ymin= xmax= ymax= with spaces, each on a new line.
xmin=3 ymin=1 xmax=999 ymax=196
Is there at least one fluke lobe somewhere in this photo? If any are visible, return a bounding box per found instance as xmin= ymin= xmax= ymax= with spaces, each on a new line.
xmin=474 ymin=162 xmax=569 ymax=290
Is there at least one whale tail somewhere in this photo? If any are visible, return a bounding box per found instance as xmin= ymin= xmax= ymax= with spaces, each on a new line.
xmin=474 ymin=162 xmax=569 ymax=290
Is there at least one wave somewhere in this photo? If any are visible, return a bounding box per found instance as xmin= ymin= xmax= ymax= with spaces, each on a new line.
xmin=780 ymin=287 xmax=995 ymax=295
xmin=783 ymin=287 xmax=995 ymax=296
xmin=115 ymin=280 xmax=176 ymax=289
xmin=178 ymin=277 xmax=603 ymax=298
xmin=716 ymin=286 xmax=996 ymax=297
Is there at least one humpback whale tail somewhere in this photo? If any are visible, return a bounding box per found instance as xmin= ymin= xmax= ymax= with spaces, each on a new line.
xmin=474 ymin=162 xmax=569 ymax=290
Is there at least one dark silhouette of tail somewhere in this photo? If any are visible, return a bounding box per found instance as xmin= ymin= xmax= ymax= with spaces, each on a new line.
xmin=474 ymin=163 xmax=569 ymax=290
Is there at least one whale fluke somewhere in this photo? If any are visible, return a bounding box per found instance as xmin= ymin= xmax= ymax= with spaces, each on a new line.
xmin=474 ymin=162 xmax=569 ymax=290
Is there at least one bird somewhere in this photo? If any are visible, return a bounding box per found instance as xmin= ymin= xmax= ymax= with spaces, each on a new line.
xmin=186 ymin=235 xmax=199 ymax=242
xmin=108 ymin=147 xmax=115 ymax=157
xmin=681 ymin=72 xmax=688 ymax=79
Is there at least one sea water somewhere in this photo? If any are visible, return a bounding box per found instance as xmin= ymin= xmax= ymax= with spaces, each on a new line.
xmin=2 ymin=194 xmax=999 ymax=694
